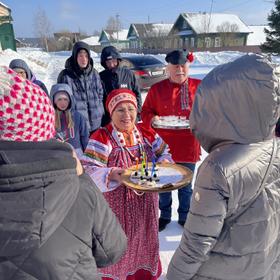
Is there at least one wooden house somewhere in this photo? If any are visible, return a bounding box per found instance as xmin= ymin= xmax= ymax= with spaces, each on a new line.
xmin=127 ymin=23 xmax=173 ymax=49
xmin=0 ymin=1 xmax=16 ymax=51
xmin=98 ymin=29 xmax=129 ymax=50
xmin=169 ymin=12 xmax=251 ymax=50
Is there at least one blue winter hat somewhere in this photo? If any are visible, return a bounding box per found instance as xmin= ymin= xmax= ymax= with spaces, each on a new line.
xmin=50 ymin=83 xmax=73 ymax=109
xmin=9 ymin=59 xmax=32 ymax=80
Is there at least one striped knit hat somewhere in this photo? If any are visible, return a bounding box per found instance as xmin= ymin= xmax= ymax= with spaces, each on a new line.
xmin=0 ymin=66 xmax=55 ymax=142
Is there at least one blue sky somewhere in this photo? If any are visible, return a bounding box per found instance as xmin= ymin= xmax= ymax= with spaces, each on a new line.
xmin=3 ymin=0 xmax=275 ymax=37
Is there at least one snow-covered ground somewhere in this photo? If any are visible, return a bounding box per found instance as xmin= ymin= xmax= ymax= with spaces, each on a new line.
xmin=0 ymin=47 xmax=274 ymax=278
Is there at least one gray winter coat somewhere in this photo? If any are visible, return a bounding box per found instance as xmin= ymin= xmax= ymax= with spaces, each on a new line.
xmin=0 ymin=140 xmax=127 ymax=280
xmin=167 ymin=54 xmax=280 ymax=280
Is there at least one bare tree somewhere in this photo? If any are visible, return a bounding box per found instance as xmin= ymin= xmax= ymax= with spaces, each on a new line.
xmin=216 ymin=22 xmax=239 ymax=47
xmin=196 ymin=12 xmax=213 ymax=34
xmin=105 ymin=15 xmax=122 ymax=32
xmin=142 ymin=26 xmax=171 ymax=49
xmin=93 ymin=30 xmax=101 ymax=36
xmin=33 ymin=7 xmax=52 ymax=52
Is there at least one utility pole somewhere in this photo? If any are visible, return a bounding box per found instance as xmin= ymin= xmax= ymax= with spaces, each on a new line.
xmin=207 ymin=0 xmax=214 ymax=33
xmin=148 ymin=15 xmax=150 ymax=23
xmin=116 ymin=13 xmax=120 ymax=44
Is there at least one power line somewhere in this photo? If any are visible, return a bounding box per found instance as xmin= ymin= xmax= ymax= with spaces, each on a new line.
xmin=216 ymin=0 xmax=260 ymax=13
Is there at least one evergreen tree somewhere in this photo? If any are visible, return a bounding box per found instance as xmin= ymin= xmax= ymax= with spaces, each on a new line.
xmin=261 ymin=0 xmax=280 ymax=54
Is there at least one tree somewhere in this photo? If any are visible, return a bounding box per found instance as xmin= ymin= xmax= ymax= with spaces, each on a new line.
xmin=261 ymin=0 xmax=280 ymax=54
xmin=141 ymin=25 xmax=171 ymax=49
xmin=33 ymin=7 xmax=52 ymax=52
xmin=216 ymin=22 xmax=239 ymax=47
xmin=105 ymin=15 xmax=122 ymax=32
xmin=92 ymin=30 xmax=101 ymax=36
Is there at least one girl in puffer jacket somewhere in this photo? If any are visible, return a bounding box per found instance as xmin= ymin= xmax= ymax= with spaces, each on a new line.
xmin=50 ymin=83 xmax=89 ymax=158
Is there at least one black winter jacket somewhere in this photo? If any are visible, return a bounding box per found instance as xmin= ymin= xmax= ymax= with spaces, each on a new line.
xmin=99 ymin=66 xmax=142 ymax=125
xmin=0 ymin=140 xmax=127 ymax=280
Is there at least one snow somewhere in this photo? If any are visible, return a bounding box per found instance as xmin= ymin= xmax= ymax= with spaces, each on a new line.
xmin=0 ymin=47 xmax=278 ymax=279
xmin=108 ymin=29 xmax=129 ymax=41
xmin=150 ymin=24 xmax=173 ymax=36
xmin=247 ymin=25 xmax=268 ymax=46
xmin=81 ymin=36 xmax=100 ymax=46
xmin=182 ymin=12 xmax=251 ymax=34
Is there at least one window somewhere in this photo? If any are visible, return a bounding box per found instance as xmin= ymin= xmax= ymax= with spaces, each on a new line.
xmin=190 ymin=37 xmax=195 ymax=47
xmin=214 ymin=37 xmax=221 ymax=47
xmin=183 ymin=37 xmax=188 ymax=48
xmin=205 ymin=37 xmax=211 ymax=48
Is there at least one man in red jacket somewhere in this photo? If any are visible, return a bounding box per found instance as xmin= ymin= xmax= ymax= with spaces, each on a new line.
xmin=141 ymin=49 xmax=201 ymax=231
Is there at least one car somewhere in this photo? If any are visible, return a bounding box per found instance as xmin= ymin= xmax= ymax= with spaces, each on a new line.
xmin=119 ymin=55 xmax=167 ymax=91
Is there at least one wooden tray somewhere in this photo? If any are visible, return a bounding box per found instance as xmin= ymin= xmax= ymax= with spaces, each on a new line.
xmin=121 ymin=162 xmax=193 ymax=193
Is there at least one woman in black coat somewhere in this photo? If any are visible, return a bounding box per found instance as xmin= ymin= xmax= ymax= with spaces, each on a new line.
xmin=0 ymin=66 xmax=127 ymax=280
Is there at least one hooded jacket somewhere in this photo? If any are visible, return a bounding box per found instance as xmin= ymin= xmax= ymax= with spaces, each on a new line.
xmin=0 ymin=140 xmax=127 ymax=280
xmin=167 ymin=54 xmax=280 ymax=280
xmin=99 ymin=46 xmax=142 ymax=125
xmin=50 ymin=83 xmax=89 ymax=155
xmin=9 ymin=59 xmax=49 ymax=95
xmin=57 ymin=42 xmax=104 ymax=132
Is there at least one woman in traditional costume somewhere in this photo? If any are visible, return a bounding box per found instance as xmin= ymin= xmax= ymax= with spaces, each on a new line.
xmin=82 ymin=88 xmax=173 ymax=280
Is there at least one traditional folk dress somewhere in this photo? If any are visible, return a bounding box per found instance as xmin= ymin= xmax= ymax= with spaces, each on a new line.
xmin=82 ymin=122 xmax=172 ymax=280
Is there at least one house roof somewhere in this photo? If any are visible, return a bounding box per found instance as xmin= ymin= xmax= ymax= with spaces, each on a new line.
xmin=0 ymin=2 xmax=9 ymax=10
xmin=81 ymin=35 xmax=100 ymax=46
xmin=103 ymin=29 xmax=128 ymax=41
xmin=129 ymin=23 xmax=173 ymax=38
xmin=180 ymin=12 xmax=251 ymax=34
xmin=247 ymin=25 xmax=268 ymax=46
xmin=0 ymin=1 xmax=11 ymax=20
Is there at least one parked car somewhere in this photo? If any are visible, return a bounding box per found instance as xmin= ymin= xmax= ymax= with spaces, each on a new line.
xmin=119 ymin=55 xmax=167 ymax=91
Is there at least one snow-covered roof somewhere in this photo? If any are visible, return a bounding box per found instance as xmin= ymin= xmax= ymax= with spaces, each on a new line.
xmin=81 ymin=36 xmax=100 ymax=46
xmin=149 ymin=24 xmax=173 ymax=35
xmin=181 ymin=13 xmax=251 ymax=34
xmin=0 ymin=2 xmax=9 ymax=9
xmin=129 ymin=23 xmax=173 ymax=38
xmin=247 ymin=25 xmax=268 ymax=46
xmin=104 ymin=29 xmax=128 ymax=41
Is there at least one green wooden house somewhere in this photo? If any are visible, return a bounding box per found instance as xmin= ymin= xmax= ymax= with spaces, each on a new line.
xmin=169 ymin=12 xmax=251 ymax=50
xmin=0 ymin=2 xmax=16 ymax=51
xmin=127 ymin=23 xmax=173 ymax=49
xmin=98 ymin=29 xmax=129 ymax=50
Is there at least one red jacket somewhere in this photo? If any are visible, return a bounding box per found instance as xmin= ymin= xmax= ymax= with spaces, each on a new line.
xmin=141 ymin=78 xmax=201 ymax=163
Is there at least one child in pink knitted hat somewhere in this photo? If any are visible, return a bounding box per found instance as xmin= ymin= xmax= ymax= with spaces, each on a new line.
xmin=0 ymin=65 xmax=55 ymax=141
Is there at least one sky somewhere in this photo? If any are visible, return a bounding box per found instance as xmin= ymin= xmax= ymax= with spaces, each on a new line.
xmin=2 ymin=0 xmax=275 ymax=38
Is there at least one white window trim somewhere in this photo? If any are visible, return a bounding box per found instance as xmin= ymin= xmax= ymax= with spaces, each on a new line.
xmin=214 ymin=37 xmax=221 ymax=47
xmin=205 ymin=37 xmax=211 ymax=48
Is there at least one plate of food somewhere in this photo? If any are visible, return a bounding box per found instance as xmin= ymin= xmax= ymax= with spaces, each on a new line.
xmin=152 ymin=115 xmax=190 ymax=129
xmin=121 ymin=162 xmax=193 ymax=193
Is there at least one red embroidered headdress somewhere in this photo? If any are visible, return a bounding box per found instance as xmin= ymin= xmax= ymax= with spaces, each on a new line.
xmin=106 ymin=88 xmax=137 ymax=115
